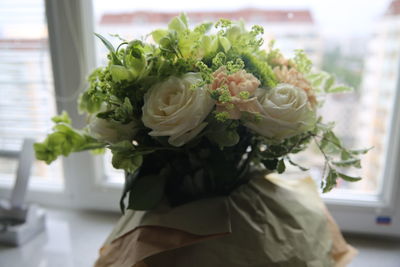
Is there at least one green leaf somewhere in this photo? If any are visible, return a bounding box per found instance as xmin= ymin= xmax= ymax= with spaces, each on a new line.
xmin=94 ymin=33 xmax=115 ymax=52
xmin=129 ymin=174 xmax=166 ymax=210
xmin=287 ymin=157 xmax=309 ymax=171
xmin=332 ymin=158 xmax=361 ymax=168
xmin=311 ymin=73 xmax=327 ymax=88
xmin=322 ymin=169 xmax=338 ymax=193
xmin=324 ymin=75 xmax=335 ymax=91
xmin=52 ymin=124 xmax=86 ymax=155
xmin=110 ymin=65 xmax=134 ymax=82
xmin=90 ymin=148 xmax=105 ymax=155
xmin=179 ymin=13 xmax=189 ymax=27
xmin=112 ymin=152 xmax=142 ymax=174
xmin=316 ymin=121 xmax=335 ymax=131
xmin=125 ymin=55 xmax=146 ymax=77
xmin=110 ymin=141 xmax=143 ymax=173
xmin=120 ymin=171 xmax=139 ymax=213
xmin=340 ymin=150 xmax=351 ymax=160
xmin=34 ymin=142 xmax=58 ymax=164
xmin=113 ymin=97 xmax=134 ymax=123
xmin=51 ymin=111 xmax=71 ymax=124
xmin=350 ymin=147 xmax=373 ymax=155
xmin=94 ymin=33 xmax=122 ymax=65
xmin=320 ymin=130 xmax=342 ymax=154
xmin=262 ymin=158 xmax=278 ymax=171
xmin=194 ymin=22 xmax=213 ymax=34
xmin=205 ymin=119 xmax=240 ymax=148
xmin=168 ymin=16 xmax=188 ymax=34
xmin=34 ymin=123 xmax=106 ymax=164
xmin=226 ymin=25 xmax=243 ymax=42
xmin=78 ymin=91 xmax=103 ymax=114
xmin=277 ymin=159 xmax=286 ymax=174
xmin=327 ymin=85 xmax=353 ymax=93
xmin=151 ymin=29 xmax=168 ymax=43
xmin=219 ymin=36 xmax=231 ymax=52
xmin=337 ymin=172 xmax=362 ymax=182
xmin=199 ymin=36 xmax=213 ymax=55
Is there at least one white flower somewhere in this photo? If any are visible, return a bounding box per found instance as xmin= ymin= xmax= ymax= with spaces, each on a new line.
xmin=245 ymin=83 xmax=316 ymax=139
xmin=142 ymin=73 xmax=215 ymax=147
xmin=88 ymin=117 xmax=138 ymax=144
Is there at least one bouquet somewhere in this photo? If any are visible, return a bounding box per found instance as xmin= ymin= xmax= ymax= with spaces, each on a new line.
xmin=34 ymin=14 xmax=368 ymax=212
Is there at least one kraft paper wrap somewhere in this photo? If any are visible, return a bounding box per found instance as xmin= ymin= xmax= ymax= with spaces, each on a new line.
xmin=95 ymin=172 xmax=357 ymax=267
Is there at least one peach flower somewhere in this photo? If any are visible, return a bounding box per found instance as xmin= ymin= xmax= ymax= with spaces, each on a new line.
xmin=210 ymin=67 xmax=262 ymax=119
xmin=273 ymin=66 xmax=317 ymax=106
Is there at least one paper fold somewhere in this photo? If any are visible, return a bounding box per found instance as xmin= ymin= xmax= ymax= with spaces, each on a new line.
xmin=95 ymin=172 xmax=357 ymax=267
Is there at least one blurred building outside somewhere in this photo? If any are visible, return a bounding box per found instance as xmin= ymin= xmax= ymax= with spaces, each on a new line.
xmin=356 ymin=0 xmax=400 ymax=191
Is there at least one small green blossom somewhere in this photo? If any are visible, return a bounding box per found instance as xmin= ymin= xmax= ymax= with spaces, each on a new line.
xmin=250 ymin=25 xmax=264 ymax=36
xmin=226 ymin=58 xmax=245 ymax=73
xmin=254 ymin=113 xmax=263 ymax=122
xmin=214 ymin=111 xmax=230 ymax=122
xmin=239 ymin=91 xmax=250 ymax=100
xmin=217 ymin=88 xmax=232 ymax=103
xmin=294 ymin=49 xmax=312 ymax=74
xmin=212 ymin=52 xmax=227 ymax=68
xmin=209 ymin=90 xmax=220 ymax=101
xmin=215 ymin=19 xmax=232 ymax=29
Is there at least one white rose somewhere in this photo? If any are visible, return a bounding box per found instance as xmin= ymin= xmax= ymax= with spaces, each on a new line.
xmin=142 ymin=73 xmax=215 ymax=147
xmin=245 ymin=83 xmax=316 ymax=139
xmin=88 ymin=117 xmax=139 ymax=144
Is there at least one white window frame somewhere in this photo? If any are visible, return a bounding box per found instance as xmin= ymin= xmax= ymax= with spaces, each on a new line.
xmin=4 ymin=0 xmax=400 ymax=236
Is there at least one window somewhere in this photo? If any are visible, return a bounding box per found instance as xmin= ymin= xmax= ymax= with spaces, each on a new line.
xmin=2 ymin=0 xmax=397 ymax=235
xmin=92 ymin=0 xmax=395 ymax=195
xmin=89 ymin=0 xmax=400 ymax=235
xmin=0 ymin=0 xmax=63 ymax=190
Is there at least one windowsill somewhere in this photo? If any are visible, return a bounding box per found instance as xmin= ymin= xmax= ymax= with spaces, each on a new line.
xmin=0 ymin=207 xmax=399 ymax=267
xmin=0 ymin=174 xmax=64 ymax=192
xmin=323 ymin=189 xmax=382 ymax=207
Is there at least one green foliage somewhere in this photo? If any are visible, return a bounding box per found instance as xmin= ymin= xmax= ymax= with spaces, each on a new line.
xmin=205 ymin=119 xmax=240 ymax=148
xmin=262 ymin=158 xmax=278 ymax=171
xmin=34 ymin=113 xmax=106 ymax=164
xmin=286 ymin=157 xmax=309 ymax=171
xmin=51 ymin=111 xmax=71 ymax=124
xmin=129 ymin=174 xmax=167 ymax=210
xmin=94 ymin=33 xmax=121 ymax=65
xmin=314 ymin=121 xmax=369 ymax=192
xmin=110 ymin=141 xmax=143 ymax=173
xmin=326 ymin=85 xmax=353 ymax=93
xmin=294 ymin=49 xmax=312 ymax=74
xmin=241 ymin=52 xmax=277 ymax=89
xmin=34 ymin=14 xmax=369 ymax=211
xmin=277 ymin=159 xmax=286 ymax=174
xmin=306 ymin=71 xmax=353 ymax=94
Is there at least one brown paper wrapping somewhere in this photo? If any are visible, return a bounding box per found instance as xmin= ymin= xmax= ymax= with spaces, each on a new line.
xmin=95 ymin=172 xmax=357 ymax=267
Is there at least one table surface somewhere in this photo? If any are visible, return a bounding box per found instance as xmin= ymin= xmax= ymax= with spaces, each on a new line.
xmin=0 ymin=207 xmax=399 ymax=267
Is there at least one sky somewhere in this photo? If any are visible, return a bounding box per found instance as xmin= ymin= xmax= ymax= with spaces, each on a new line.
xmin=94 ymin=0 xmax=392 ymax=38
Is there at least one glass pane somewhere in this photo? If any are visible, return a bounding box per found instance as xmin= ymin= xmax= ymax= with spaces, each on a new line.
xmin=0 ymin=0 xmax=63 ymax=189
xmin=92 ymin=0 xmax=398 ymax=197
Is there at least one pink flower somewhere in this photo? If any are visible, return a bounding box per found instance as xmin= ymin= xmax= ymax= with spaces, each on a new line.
xmin=211 ymin=67 xmax=262 ymax=119
xmin=211 ymin=67 xmax=260 ymax=96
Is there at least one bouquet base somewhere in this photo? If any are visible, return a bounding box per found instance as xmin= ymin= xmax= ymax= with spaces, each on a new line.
xmin=95 ymin=172 xmax=356 ymax=267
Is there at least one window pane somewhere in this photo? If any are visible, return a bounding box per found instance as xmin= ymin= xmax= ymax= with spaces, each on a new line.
xmin=92 ymin=0 xmax=398 ymax=197
xmin=0 ymin=0 xmax=63 ymax=189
